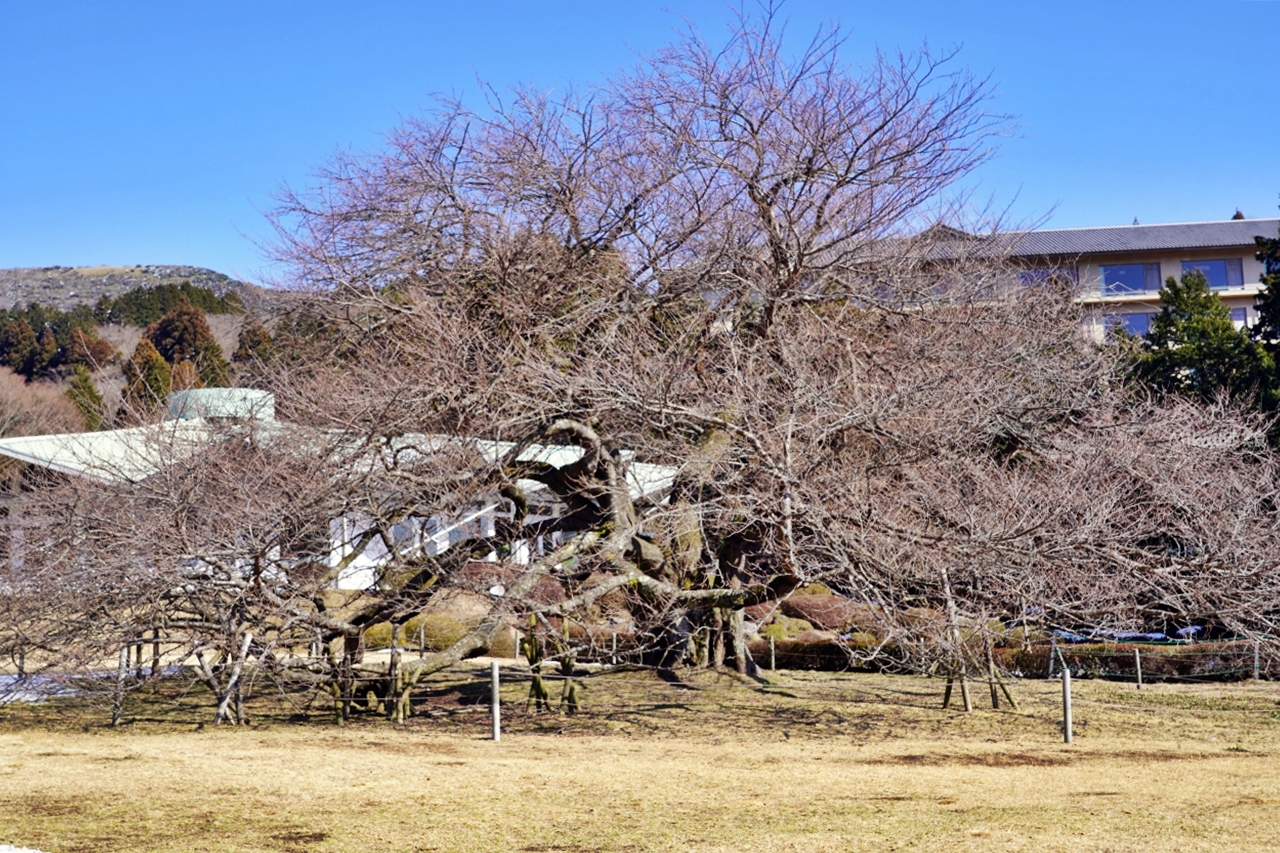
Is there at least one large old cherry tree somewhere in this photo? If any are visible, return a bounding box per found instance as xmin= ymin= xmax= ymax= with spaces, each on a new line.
xmin=4 ymin=9 xmax=1278 ymax=722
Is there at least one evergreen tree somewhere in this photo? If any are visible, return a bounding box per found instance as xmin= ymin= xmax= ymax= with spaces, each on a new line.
xmin=0 ymin=319 xmax=37 ymax=377
xmin=145 ymin=301 xmax=217 ymax=364
xmin=170 ymin=359 xmax=200 ymax=391
xmin=193 ymin=338 xmax=231 ymax=387
xmin=34 ymin=326 xmax=58 ymax=375
xmin=1134 ymin=270 xmax=1275 ymax=407
xmin=1251 ymin=224 xmax=1280 ymax=353
xmin=66 ymin=327 xmax=115 ymax=369
xmin=144 ymin=301 xmax=231 ymax=388
xmin=232 ymin=319 xmax=274 ymax=363
xmin=120 ymin=338 xmax=172 ymax=418
xmin=66 ymin=364 xmax=105 ymax=430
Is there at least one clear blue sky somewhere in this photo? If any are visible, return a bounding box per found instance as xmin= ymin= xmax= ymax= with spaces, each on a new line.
xmin=1 ymin=1 xmax=1277 ymax=282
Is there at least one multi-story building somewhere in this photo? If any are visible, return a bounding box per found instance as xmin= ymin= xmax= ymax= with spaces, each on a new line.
xmin=1005 ymin=217 xmax=1280 ymax=339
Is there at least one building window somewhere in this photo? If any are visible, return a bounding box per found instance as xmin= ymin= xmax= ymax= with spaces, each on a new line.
xmin=1100 ymin=263 xmax=1161 ymax=295
xmin=1181 ymin=258 xmax=1244 ymax=290
xmin=1104 ymin=312 xmax=1156 ymax=338
xmin=1231 ymin=307 xmax=1249 ymax=327
xmin=1018 ymin=264 xmax=1079 ymax=286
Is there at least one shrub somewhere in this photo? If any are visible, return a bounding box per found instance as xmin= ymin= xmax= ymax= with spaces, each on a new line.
xmin=402 ymin=612 xmax=473 ymax=651
xmin=760 ymin=615 xmax=814 ymax=640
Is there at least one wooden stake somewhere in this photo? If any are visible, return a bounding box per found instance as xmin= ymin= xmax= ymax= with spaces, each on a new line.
xmin=1254 ymin=639 xmax=1261 ymax=681
xmin=611 ymin=632 xmax=618 ymax=666
xmin=959 ymin=669 xmax=973 ymax=713
xmin=942 ymin=675 xmax=954 ymax=709
xmin=769 ymin=635 xmax=776 ymax=671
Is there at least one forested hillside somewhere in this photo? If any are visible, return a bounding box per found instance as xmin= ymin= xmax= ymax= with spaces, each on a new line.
xmin=0 ymin=264 xmax=250 ymax=311
xmin=0 ymin=269 xmax=284 ymax=436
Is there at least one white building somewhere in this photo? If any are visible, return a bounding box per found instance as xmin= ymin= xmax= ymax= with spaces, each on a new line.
xmin=0 ymin=389 xmax=677 ymax=590
xmin=1004 ymin=217 xmax=1279 ymax=339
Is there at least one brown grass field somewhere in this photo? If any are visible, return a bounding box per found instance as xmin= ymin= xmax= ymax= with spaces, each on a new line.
xmin=2 ymin=662 xmax=1279 ymax=852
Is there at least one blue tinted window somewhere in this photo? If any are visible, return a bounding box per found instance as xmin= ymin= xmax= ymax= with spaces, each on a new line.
xmin=1231 ymin=307 xmax=1248 ymax=326
xmin=1182 ymin=258 xmax=1244 ymax=290
xmin=1104 ymin=312 xmax=1154 ymax=339
xmin=1018 ymin=264 xmax=1078 ymax=286
xmin=1182 ymin=259 xmax=1227 ymax=289
xmin=1101 ymin=263 xmax=1160 ymax=294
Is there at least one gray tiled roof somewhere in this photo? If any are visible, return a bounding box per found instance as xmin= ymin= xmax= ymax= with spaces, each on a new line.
xmin=1007 ymin=219 xmax=1280 ymax=258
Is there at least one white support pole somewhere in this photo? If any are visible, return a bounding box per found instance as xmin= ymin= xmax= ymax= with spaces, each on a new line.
xmin=770 ymin=635 xmax=776 ymax=671
xmin=490 ymin=660 xmax=501 ymax=742
xmin=111 ymin=645 xmax=128 ymax=727
xmin=1062 ymin=667 xmax=1073 ymax=745
xmin=611 ymin=632 xmax=617 ymax=666
xmin=1134 ymin=647 xmax=1143 ymax=690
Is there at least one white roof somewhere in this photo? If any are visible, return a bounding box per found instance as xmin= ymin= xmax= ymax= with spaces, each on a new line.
xmin=0 ymin=419 xmax=217 ymax=484
xmin=0 ymin=422 xmax=679 ymax=500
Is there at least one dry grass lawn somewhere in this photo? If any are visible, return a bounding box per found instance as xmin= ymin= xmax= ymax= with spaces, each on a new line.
xmin=2 ymin=664 xmax=1279 ymax=852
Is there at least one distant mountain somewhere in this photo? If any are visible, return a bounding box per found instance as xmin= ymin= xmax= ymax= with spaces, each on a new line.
xmin=0 ymin=265 xmax=277 ymax=312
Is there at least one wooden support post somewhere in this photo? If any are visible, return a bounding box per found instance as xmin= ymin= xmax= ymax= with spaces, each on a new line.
xmin=1047 ymin=638 xmax=1057 ymax=679
xmin=769 ymin=636 xmax=776 ymax=671
xmin=419 ymin=622 xmax=426 ymax=660
xmin=959 ymin=669 xmax=973 ymax=713
xmin=1062 ymin=667 xmax=1073 ymax=744
xmin=985 ymin=639 xmax=1000 ymax=709
xmin=111 ymin=645 xmax=128 ymax=727
xmin=1134 ymin=647 xmax=1143 ymax=690
xmin=942 ymin=675 xmax=954 ymax=709
xmin=388 ymin=624 xmax=401 ymax=722
xmin=1254 ymin=639 xmax=1261 ymax=682
xmin=331 ymin=682 xmax=345 ymax=726
xmin=611 ymin=632 xmax=618 ymax=666
xmin=490 ymin=660 xmax=501 ymax=742
xmin=150 ymin=627 xmax=161 ymax=680
xmin=994 ymin=668 xmax=1020 ymax=711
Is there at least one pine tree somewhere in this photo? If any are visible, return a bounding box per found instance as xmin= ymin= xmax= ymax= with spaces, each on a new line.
xmin=1134 ymin=270 xmax=1275 ymax=407
xmin=66 ymin=364 xmax=105 ymax=430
